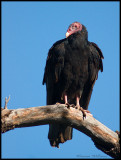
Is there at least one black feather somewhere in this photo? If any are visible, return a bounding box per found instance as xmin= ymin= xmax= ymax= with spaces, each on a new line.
xmin=42 ymin=24 xmax=104 ymax=147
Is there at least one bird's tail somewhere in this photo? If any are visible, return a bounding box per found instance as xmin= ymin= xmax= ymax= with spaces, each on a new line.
xmin=48 ymin=124 xmax=73 ymax=148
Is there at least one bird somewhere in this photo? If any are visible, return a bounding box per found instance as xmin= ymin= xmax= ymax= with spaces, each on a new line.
xmin=42 ymin=22 xmax=104 ymax=148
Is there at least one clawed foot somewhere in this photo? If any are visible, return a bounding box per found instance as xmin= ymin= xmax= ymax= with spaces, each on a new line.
xmin=76 ymin=105 xmax=86 ymax=118
xmin=75 ymin=105 xmax=93 ymax=119
xmin=65 ymin=103 xmax=75 ymax=109
xmin=65 ymin=103 xmax=75 ymax=108
xmin=65 ymin=102 xmax=70 ymax=108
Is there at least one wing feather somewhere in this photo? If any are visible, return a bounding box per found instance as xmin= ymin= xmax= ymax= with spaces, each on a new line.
xmin=80 ymin=42 xmax=104 ymax=109
xmin=42 ymin=39 xmax=66 ymax=104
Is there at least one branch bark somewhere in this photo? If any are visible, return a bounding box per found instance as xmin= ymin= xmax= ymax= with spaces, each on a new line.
xmin=1 ymin=104 xmax=120 ymax=159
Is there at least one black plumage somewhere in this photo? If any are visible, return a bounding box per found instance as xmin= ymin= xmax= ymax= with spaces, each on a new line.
xmin=42 ymin=22 xmax=104 ymax=148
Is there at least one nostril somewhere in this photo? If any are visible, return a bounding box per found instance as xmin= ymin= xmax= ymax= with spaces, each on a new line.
xmin=75 ymin=25 xmax=77 ymax=29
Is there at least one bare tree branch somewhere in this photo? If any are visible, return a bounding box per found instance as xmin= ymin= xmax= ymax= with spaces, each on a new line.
xmin=4 ymin=96 xmax=10 ymax=109
xmin=1 ymin=104 xmax=120 ymax=159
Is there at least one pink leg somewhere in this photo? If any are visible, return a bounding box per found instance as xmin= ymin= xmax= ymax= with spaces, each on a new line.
xmin=56 ymin=94 xmax=68 ymax=105
xmin=64 ymin=94 xmax=71 ymax=108
xmin=75 ymin=96 xmax=80 ymax=109
xmin=64 ymin=94 xmax=68 ymax=104
xmin=76 ymin=96 xmax=80 ymax=106
xmin=75 ymin=96 xmax=93 ymax=117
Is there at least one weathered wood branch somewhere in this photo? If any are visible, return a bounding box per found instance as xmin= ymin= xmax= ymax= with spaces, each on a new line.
xmin=1 ymin=104 xmax=120 ymax=159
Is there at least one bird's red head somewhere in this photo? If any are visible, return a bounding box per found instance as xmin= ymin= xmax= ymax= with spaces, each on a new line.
xmin=66 ymin=22 xmax=82 ymax=38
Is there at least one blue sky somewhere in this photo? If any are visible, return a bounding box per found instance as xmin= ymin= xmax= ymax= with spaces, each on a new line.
xmin=1 ymin=1 xmax=119 ymax=159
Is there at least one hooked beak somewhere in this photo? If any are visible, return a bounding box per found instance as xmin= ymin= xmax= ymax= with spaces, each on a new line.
xmin=66 ymin=32 xmax=70 ymax=38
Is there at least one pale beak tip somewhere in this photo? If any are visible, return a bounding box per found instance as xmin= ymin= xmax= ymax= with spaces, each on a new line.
xmin=66 ymin=32 xmax=70 ymax=38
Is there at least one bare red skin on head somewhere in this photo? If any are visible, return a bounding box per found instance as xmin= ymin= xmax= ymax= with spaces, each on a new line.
xmin=66 ymin=22 xmax=82 ymax=38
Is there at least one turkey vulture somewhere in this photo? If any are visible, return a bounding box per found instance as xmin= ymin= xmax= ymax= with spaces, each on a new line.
xmin=42 ymin=22 xmax=104 ymax=148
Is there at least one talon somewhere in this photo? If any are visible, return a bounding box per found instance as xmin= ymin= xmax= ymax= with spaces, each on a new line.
xmin=75 ymin=105 xmax=79 ymax=109
xmin=83 ymin=109 xmax=93 ymax=117
xmin=70 ymin=104 xmax=75 ymax=108
xmin=79 ymin=107 xmax=86 ymax=118
xmin=75 ymin=105 xmax=87 ymax=119
xmin=81 ymin=109 xmax=93 ymax=117
xmin=65 ymin=102 xmax=70 ymax=108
